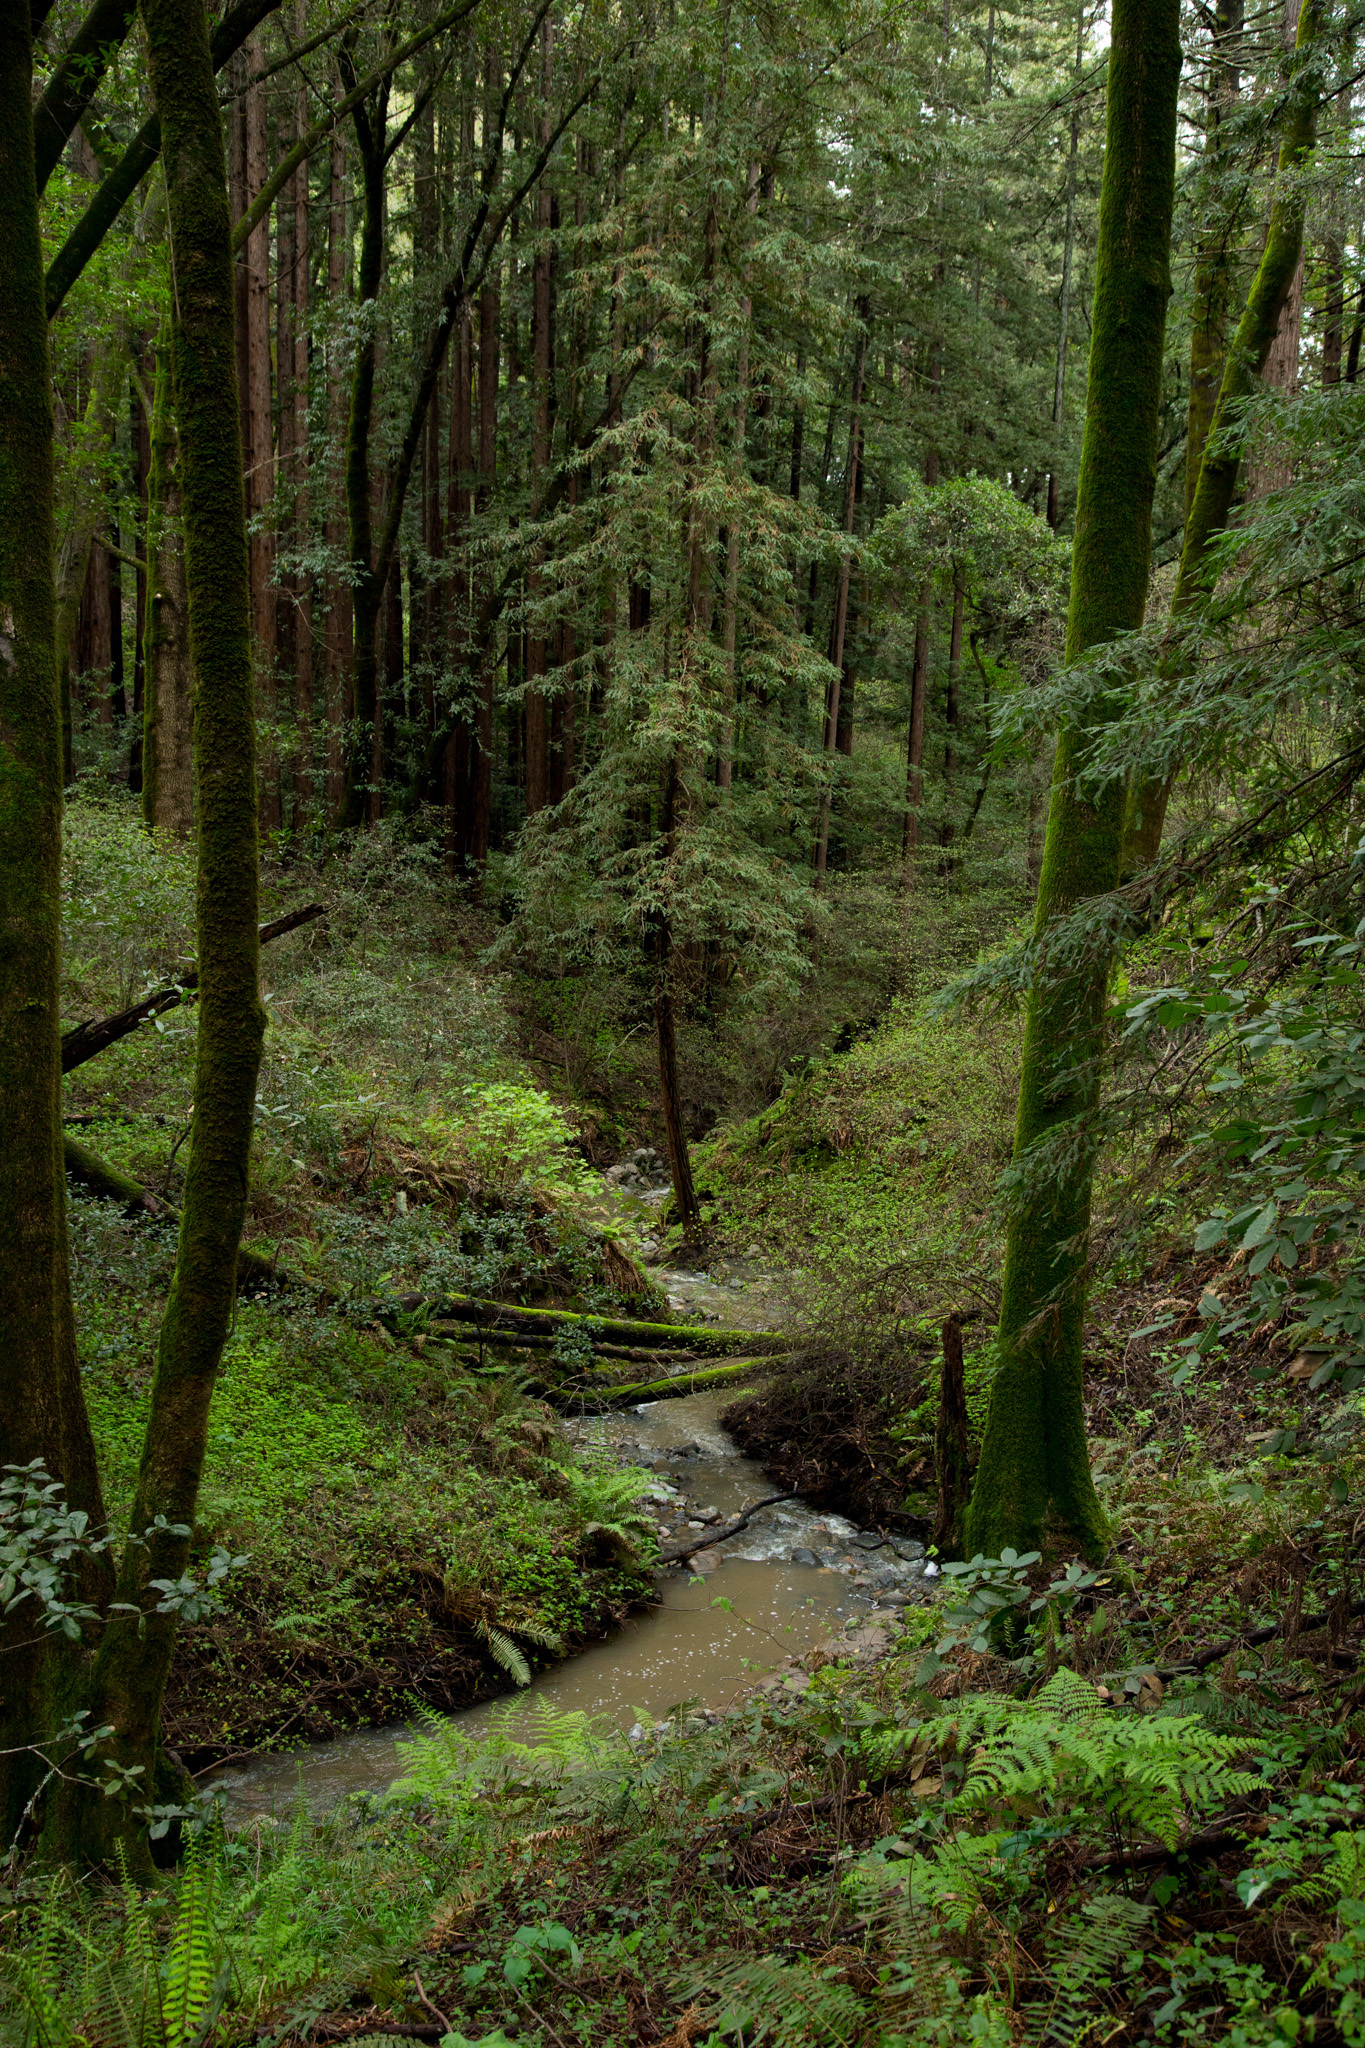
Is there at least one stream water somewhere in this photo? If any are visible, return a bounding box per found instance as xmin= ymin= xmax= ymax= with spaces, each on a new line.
xmin=209 ymin=1247 xmax=934 ymax=1823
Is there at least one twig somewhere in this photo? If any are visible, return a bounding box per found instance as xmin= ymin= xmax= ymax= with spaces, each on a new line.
xmin=411 ymin=1973 xmax=451 ymax=2034
xmin=658 ymin=1493 xmax=800 ymax=1566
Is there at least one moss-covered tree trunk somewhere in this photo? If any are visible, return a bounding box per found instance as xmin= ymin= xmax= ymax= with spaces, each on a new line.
xmin=1123 ymin=0 xmax=1318 ymax=870
xmin=142 ymin=322 xmax=195 ymax=836
xmin=963 ymin=0 xmax=1181 ymax=1563
xmin=56 ymin=0 xmax=266 ymax=1864
xmin=0 ymin=0 xmax=111 ymax=1849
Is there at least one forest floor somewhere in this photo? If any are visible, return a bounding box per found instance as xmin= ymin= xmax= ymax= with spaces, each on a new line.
xmin=10 ymin=798 xmax=1365 ymax=2045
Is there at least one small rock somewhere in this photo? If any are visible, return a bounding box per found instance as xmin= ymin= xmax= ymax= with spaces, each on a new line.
xmin=891 ymin=1538 xmax=926 ymax=1562
xmin=695 ymin=1505 xmax=721 ymax=1524
xmin=850 ymin=1532 xmax=886 ymax=1552
xmin=690 ymin=1547 xmax=724 ymax=1572
xmin=870 ymin=1568 xmax=900 ymax=1590
xmin=876 ymin=1592 xmax=911 ymax=1608
xmin=790 ymin=1546 xmax=821 ymax=1567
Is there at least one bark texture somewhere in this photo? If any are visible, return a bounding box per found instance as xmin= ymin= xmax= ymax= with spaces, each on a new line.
xmin=141 ymin=325 xmax=195 ymax=835
xmin=65 ymin=0 xmax=266 ymax=1863
xmin=0 ymin=0 xmax=109 ymax=1847
xmin=963 ymin=0 xmax=1181 ymax=1562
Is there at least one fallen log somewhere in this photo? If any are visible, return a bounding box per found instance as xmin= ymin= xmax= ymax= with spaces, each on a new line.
xmin=61 ymin=901 xmax=325 ymax=1073
xmin=427 ymin=1291 xmax=786 ymax=1357
xmin=579 ymin=1354 xmax=793 ymax=1405
xmin=63 ymin=1134 xmax=286 ymax=1293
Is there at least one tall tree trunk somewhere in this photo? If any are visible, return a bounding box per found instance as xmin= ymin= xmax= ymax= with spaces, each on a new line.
xmin=242 ymin=34 xmax=277 ymax=830
xmin=339 ymin=80 xmax=388 ymax=827
xmin=1184 ymin=0 xmax=1242 ymax=526
xmin=69 ymin=0 xmax=265 ymax=1863
xmin=0 ymin=0 xmax=110 ymax=1847
xmin=814 ymin=304 xmax=869 ymax=882
xmin=939 ymin=561 xmax=965 ymax=844
xmin=291 ymin=35 xmax=313 ymax=824
xmin=524 ymin=18 xmax=554 ymax=819
xmin=1123 ymin=0 xmax=1320 ymax=871
xmin=717 ymin=162 xmax=759 ymax=793
xmin=471 ymin=269 xmax=499 ymax=875
xmin=129 ymin=354 xmax=148 ymax=791
xmin=1046 ymin=0 xmax=1085 ymax=530
xmin=324 ymin=117 xmax=351 ymax=820
xmin=141 ymin=324 xmax=195 ymax=836
xmin=655 ymin=755 xmax=698 ymax=1230
xmin=902 ymin=581 xmax=931 ymax=873
xmin=963 ymin=0 xmax=1181 ymax=1563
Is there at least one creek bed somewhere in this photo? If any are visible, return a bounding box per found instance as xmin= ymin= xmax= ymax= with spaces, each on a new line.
xmin=209 ymin=1265 xmax=933 ymax=1823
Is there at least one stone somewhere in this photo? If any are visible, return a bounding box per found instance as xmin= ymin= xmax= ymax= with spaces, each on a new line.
xmin=876 ymin=1592 xmax=911 ymax=1608
xmin=790 ymin=1546 xmax=821 ymax=1567
xmin=850 ymin=1532 xmax=886 ymax=1551
xmin=695 ymin=1505 xmax=721 ymax=1524
xmin=870 ymin=1568 xmax=900 ymax=1590
xmin=690 ymin=1547 xmax=723 ymax=1572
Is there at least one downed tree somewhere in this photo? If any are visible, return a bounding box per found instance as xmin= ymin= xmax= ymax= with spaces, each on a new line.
xmin=62 ymin=1134 xmax=284 ymax=1293
xmin=586 ymin=1355 xmax=793 ymax=1406
xmin=61 ymin=901 xmax=324 ymax=1074
xmin=657 ymin=1491 xmax=799 ymax=1566
xmin=426 ymin=1293 xmax=786 ymax=1357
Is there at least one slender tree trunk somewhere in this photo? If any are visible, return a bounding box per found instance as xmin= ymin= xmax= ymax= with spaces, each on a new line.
xmin=655 ymin=755 xmax=698 ymax=1230
xmin=324 ymin=117 xmax=350 ymax=820
xmin=1123 ymin=0 xmax=1320 ymax=870
xmin=1184 ymin=0 xmax=1242 ymax=526
xmin=141 ymin=324 xmax=195 ymax=836
xmin=68 ymin=0 xmax=265 ymax=1863
xmin=291 ymin=37 xmax=313 ymax=823
xmin=902 ymin=582 xmax=931 ymax=872
xmin=939 ymin=561 xmax=965 ymax=845
xmin=243 ymin=34 xmax=277 ymax=830
xmin=340 ymin=83 xmax=388 ymax=827
xmin=1046 ymin=0 xmax=1085 ymax=531
xmin=814 ymin=305 xmax=869 ymax=882
xmin=717 ymin=162 xmax=759 ymax=793
xmin=0 ymin=1 xmax=111 ymax=1847
xmin=129 ymin=356 xmax=148 ymax=791
xmin=524 ymin=19 xmax=554 ymax=819
xmin=963 ymin=0 xmax=1181 ymax=1563
xmin=471 ymin=269 xmax=499 ymax=874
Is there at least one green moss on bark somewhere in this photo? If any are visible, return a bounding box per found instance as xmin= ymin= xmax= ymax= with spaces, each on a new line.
xmin=0 ymin=2 xmax=110 ymax=1845
xmin=55 ymin=0 xmax=266 ymax=1865
xmin=963 ymin=0 xmax=1182 ymax=1564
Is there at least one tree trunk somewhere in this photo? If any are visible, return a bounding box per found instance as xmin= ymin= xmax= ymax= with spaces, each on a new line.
xmin=66 ymin=0 xmax=265 ymax=1864
xmin=324 ymin=116 xmax=351 ymax=820
xmin=901 ymin=583 xmax=931 ymax=872
xmin=340 ymin=83 xmax=388 ymax=827
xmin=0 ymin=0 xmax=110 ymax=1847
xmin=1123 ymin=0 xmax=1320 ymax=871
xmin=243 ymin=33 xmax=277 ymax=831
xmin=1184 ymin=0 xmax=1242 ymax=527
xmin=813 ymin=305 xmax=869 ymax=882
xmin=1046 ymin=0 xmax=1085 ymax=530
xmin=470 ymin=272 xmax=499 ymax=875
xmin=290 ymin=36 xmax=313 ymax=824
xmin=141 ymin=324 xmax=195 ymax=836
xmin=963 ymin=0 xmax=1181 ymax=1563
xmin=524 ymin=21 xmax=554 ymax=820
xmin=940 ymin=562 xmax=965 ymax=846
xmin=931 ymin=1314 xmax=971 ymax=1555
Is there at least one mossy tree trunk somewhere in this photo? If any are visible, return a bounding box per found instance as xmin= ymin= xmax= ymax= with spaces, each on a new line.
xmin=339 ymin=81 xmax=387 ymax=829
xmin=963 ymin=0 xmax=1181 ymax=1563
xmin=1123 ymin=0 xmax=1319 ymax=871
xmin=55 ymin=0 xmax=266 ymax=1864
xmin=0 ymin=0 xmax=111 ymax=1849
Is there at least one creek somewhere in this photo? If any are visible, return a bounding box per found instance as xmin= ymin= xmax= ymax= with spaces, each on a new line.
xmin=209 ymin=1255 xmax=933 ymax=1823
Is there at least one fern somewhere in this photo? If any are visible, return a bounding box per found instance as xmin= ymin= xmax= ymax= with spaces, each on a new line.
xmin=1018 ymin=1895 xmax=1151 ymax=2048
xmin=881 ymin=1678 xmax=1259 ymax=1852
xmin=477 ymin=1620 xmax=532 ymax=1685
xmin=161 ymin=1812 xmax=222 ymax=2048
xmin=1285 ymin=1829 xmax=1365 ymax=1909
xmin=690 ymin=1951 xmax=868 ymax=2046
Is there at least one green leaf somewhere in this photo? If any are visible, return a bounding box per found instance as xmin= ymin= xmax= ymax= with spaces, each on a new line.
xmin=1240 ymin=1201 xmax=1279 ymax=1250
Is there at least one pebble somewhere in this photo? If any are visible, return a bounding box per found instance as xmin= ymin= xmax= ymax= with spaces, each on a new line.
xmin=790 ymin=1546 xmax=821 ymax=1567
xmin=690 ymin=1546 xmax=724 ymax=1573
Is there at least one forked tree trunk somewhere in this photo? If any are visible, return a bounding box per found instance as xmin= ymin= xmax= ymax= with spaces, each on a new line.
xmin=0 ymin=1 xmax=111 ymax=1849
xmin=141 ymin=325 xmax=195 ymax=836
xmin=963 ymin=0 xmax=1181 ymax=1563
xmin=61 ymin=0 xmax=265 ymax=1864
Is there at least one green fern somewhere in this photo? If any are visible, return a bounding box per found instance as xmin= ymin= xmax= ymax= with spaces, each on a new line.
xmin=161 ymin=1812 xmax=222 ymax=2048
xmin=690 ymin=1951 xmax=868 ymax=2046
xmin=1019 ymin=1894 xmax=1151 ymax=2048
xmin=1284 ymin=1829 xmax=1365 ymax=1909
xmin=477 ymin=1620 xmax=532 ymax=1686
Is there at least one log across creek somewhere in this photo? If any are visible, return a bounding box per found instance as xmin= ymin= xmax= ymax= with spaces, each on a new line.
xmin=406 ymin=1291 xmax=792 ymax=1407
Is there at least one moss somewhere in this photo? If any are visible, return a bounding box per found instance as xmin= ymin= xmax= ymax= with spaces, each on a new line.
xmin=0 ymin=3 xmax=111 ymax=1841
xmin=963 ymin=0 xmax=1182 ymax=1564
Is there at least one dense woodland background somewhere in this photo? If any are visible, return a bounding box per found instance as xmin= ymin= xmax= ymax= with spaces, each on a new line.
xmin=11 ymin=0 xmax=1365 ymax=2037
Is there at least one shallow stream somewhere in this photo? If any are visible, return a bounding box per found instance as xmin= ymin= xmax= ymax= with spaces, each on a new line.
xmin=209 ymin=1259 xmax=932 ymax=1823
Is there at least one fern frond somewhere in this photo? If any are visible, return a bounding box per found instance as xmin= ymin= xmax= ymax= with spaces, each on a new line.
xmin=477 ymin=1621 xmax=532 ymax=1686
xmin=1020 ymin=1894 xmax=1151 ymax=2048
xmin=162 ymin=1811 xmax=220 ymax=2048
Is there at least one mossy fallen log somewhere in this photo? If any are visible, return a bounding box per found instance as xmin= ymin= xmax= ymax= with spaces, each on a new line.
xmin=569 ymin=1354 xmax=793 ymax=1406
xmin=63 ymin=1134 xmax=284 ymax=1293
xmin=428 ymin=1321 xmax=707 ymax=1367
xmin=428 ymin=1292 xmax=785 ymax=1357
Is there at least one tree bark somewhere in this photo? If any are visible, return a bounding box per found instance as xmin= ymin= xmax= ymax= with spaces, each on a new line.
xmin=324 ymin=114 xmax=351 ymax=820
xmin=524 ymin=19 xmax=555 ymax=819
xmin=813 ymin=304 xmax=868 ymax=882
xmin=67 ymin=0 xmax=266 ymax=1863
xmin=1123 ymin=0 xmax=1320 ymax=872
xmin=1184 ymin=0 xmax=1242 ymax=527
xmin=932 ymin=1314 xmax=971 ymax=1555
xmin=963 ymin=0 xmax=1181 ymax=1563
xmin=141 ymin=324 xmax=195 ymax=836
xmin=0 ymin=0 xmax=110 ymax=1847
xmin=243 ymin=34 xmax=277 ymax=831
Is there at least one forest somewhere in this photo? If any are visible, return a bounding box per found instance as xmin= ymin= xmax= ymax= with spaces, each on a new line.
xmin=6 ymin=0 xmax=1365 ymax=2036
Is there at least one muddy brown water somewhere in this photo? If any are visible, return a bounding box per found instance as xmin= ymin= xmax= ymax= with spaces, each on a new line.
xmin=209 ymin=1261 xmax=919 ymax=1823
